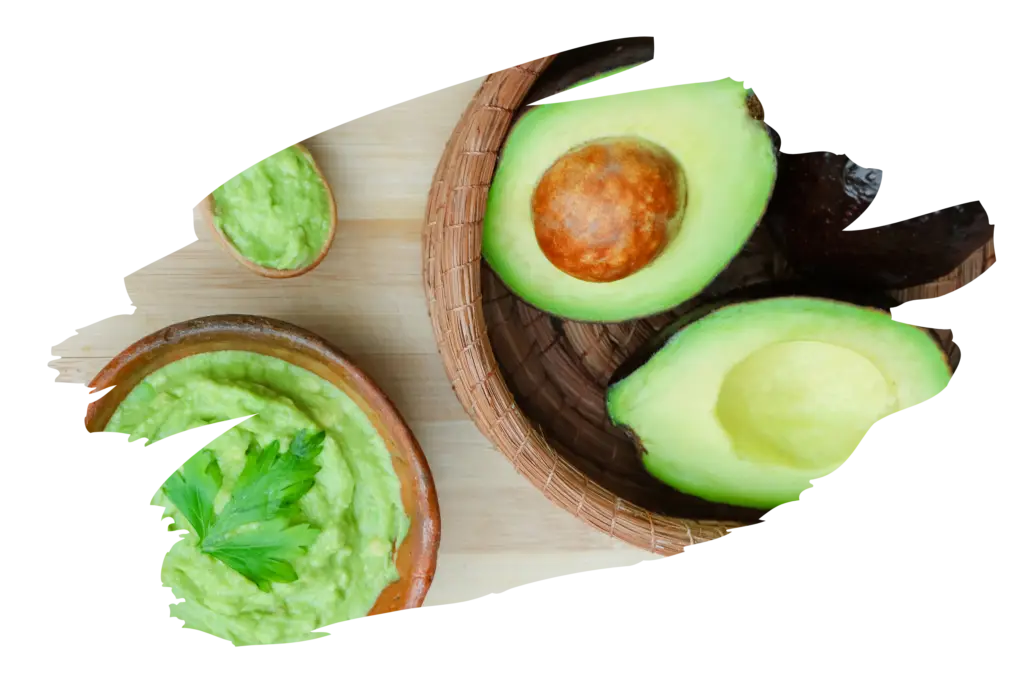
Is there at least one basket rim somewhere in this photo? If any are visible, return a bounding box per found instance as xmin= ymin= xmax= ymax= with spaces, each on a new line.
xmin=420 ymin=51 xmax=741 ymax=555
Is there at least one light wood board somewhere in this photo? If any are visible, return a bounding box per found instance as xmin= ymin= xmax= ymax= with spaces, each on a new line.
xmin=50 ymin=76 xmax=657 ymax=608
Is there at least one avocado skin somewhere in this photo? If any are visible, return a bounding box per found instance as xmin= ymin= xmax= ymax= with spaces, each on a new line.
xmin=515 ymin=37 xmax=655 ymax=120
xmin=765 ymin=151 xmax=994 ymax=289
xmin=607 ymin=280 xmax=906 ymax=390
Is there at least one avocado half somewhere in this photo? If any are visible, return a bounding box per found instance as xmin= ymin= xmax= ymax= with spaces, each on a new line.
xmin=606 ymin=294 xmax=953 ymax=510
xmin=763 ymin=151 xmax=995 ymax=289
xmin=483 ymin=78 xmax=778 ymax=323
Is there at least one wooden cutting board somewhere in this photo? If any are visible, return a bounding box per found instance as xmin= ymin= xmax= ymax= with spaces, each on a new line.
xmin=49 ymin=76 xmax=658 ymax=608
xmin=46 ymin=76 xmax=671 ymax=626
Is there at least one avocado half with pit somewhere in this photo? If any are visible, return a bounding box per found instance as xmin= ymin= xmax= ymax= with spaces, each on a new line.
xmin=606 ymin=295 xmax=953 ymax=510
xmin=482 ymin=77 xmax=777 ymax=323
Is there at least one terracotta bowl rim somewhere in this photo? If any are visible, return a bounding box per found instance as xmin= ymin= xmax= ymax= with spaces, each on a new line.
xmin=84 ymin=313 xmax=440 ymax=617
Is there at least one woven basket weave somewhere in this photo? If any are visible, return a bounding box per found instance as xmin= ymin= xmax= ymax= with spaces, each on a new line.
xmin=421 ymin=39 xmax=996 ymax=555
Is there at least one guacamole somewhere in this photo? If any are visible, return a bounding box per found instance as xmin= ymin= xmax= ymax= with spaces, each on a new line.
xmin=105 ymin=350 xmax=410 ymax=646
xmin=211 ymin=146 xmax=334 ymax=271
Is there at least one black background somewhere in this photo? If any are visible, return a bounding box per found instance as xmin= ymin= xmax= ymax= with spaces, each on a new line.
xmin=46 ymin=31 xmax=1015 ymax=642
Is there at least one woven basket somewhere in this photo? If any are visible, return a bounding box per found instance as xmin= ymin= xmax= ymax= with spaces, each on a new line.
xmin=421 ymin=38 xmax=996 ymax=555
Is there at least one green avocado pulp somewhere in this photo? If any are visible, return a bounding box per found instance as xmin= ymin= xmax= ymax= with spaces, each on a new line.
xmin=211 ymin=146 xmax=333 ymax=271
xmin=105 ymin=350 xmax=410 ymax=646
xmin=607 ymin=297 xmax=953 ymax=509
xmin=483 ymin=78 xmax=777 ymax=323
xmin=563 ymin=63 xmax=643 ymax=91
xmin=716 ymin=340 xmax=896 ymax=469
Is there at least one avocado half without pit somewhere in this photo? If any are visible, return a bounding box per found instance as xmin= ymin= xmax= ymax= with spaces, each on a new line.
xmin=606 ymin=295 xmax=953 ymax=510
xmin=204 ymin=144 xmax=338 ymax=279
xmin=482 ymin=77 xmax=778 ymax=323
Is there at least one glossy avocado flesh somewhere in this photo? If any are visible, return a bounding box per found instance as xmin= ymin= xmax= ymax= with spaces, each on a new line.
xmin=606 ymin=296 xmax=953 ymax=510
xmin=483 ymin=78 xmax=777 ymax=323
xmin=516 ymin=36 xmax=655 ymax=110
xmin=561 ymin=63 xmax=644 ymax=92
xmin=764 ymin=151 xmax=995 ymax=290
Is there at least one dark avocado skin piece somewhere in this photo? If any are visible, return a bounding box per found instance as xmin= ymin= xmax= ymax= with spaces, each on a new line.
xmin=607 ymin=279 xmax=903 ymax=389
xmin=764 ymin=151 xmax=994 ymax=289
xmin=517 ymin=36 xmax=655 ymax=117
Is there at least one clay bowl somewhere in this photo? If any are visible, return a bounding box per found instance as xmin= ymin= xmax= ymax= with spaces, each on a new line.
xmin=85 ymin=314 xmax=440 ymax=615
xmin=199 ymin=142 xmax=339 ymax=279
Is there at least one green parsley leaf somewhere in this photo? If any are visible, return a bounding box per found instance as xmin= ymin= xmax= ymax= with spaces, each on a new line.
xmin=207 ymin=429 xmax=324 ymax=536
xmin=157 ymin=429 xmax=326 ymax=593
xmin=202 ymin=518 xmax=321 ymax=592
xmin=160 ymin=449 xmax=222 ymax=541
xmin=286 ymin=428 xmax=327 ymax=461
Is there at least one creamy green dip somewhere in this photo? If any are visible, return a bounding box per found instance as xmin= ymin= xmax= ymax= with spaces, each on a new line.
xmin=105 ymin=350 xmax=410 ymax=646
xmin=211 ymin=146 xmax=334 ymax=271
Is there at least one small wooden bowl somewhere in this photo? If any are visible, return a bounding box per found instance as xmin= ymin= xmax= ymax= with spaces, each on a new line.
xmin=85 ymin=314 xmax=440 ymax=616
xmin=200 ymin=143 xmax=339 ymax=279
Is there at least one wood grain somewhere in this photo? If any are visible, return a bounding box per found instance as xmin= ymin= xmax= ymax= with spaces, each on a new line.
xmin=49 ymin=75 xmax=656 ymax=609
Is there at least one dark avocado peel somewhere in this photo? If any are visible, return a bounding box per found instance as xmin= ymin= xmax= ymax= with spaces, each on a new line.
xmin=764 ymin=150 xmax=995 ymax=290
xmin=516 ymin=36 xmax=656 ymax=115
xmin=606 ymin=287 xmax=956 ymax=511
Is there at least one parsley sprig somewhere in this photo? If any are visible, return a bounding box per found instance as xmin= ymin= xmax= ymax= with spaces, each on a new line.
xmin=161 ymin=429 xmax=326 ymax=592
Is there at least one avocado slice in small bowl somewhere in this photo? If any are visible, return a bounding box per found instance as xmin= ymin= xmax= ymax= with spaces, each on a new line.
xmin=200 ymin=143 xmax=338 ymax=279
xmin=606 ymin=283 xmax=956 ymax=511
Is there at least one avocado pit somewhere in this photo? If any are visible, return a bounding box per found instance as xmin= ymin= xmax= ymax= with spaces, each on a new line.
xmin=530 ymin=137 xmax=686 ymax=283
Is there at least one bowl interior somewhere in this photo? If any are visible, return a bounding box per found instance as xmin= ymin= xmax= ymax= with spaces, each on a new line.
xmin=85 ymin=314 xmax=439 ymax=615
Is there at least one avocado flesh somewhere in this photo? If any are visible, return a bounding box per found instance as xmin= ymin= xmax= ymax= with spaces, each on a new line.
xmin=483 ymin=78 xmax=777 ymax=323
xmin=561 ymin=63 xmax=643 ymax=92
xmin=606 ymin=297 xmax=952 ymax=509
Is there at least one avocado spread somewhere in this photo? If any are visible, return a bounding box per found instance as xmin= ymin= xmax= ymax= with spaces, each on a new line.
xmin=211 ymin=146 xmax=333 ymax=271
xmin=105 ymin=350 xmax=410 ymax=646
